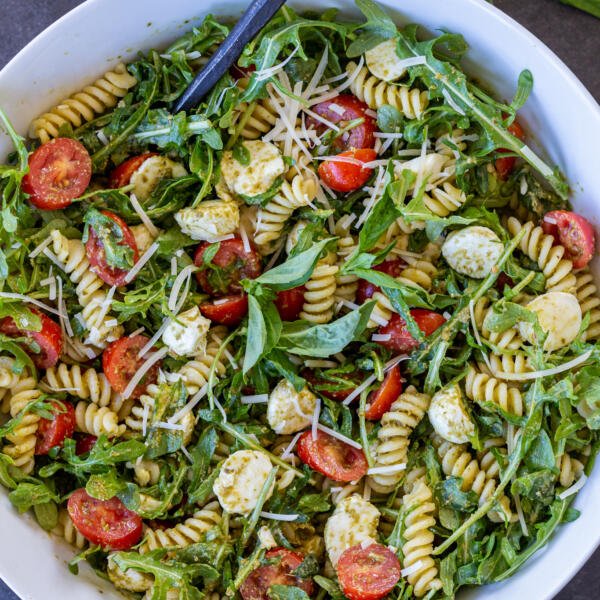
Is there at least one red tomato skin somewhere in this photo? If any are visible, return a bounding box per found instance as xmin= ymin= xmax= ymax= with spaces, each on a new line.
xmin=194 ymin=237 xmax=262 ymax=296
xmin=356 ymin=259 xmax=407 ymax=304
xmin=542 ymin=210 xmax=596 ymax=269
xmin=337 ymin=543 xmax=401 ymax=600
xmin=318 ymin=149 xmax=377 ymax=193
xmin=22 ymin=138 xmax=92 ymax=210
xmin=102 ymin=335 xmax=161 ymax=400
xmin=365 ymin=365 xmax=403 ymax=420
xmin=67 ymin=488 xmax=143 ymax=550
xmin=309 ymin=94 xmax=377 ymax=151
xmin=85 ymin=210 xmax=139 ymax=286
xmin=200 ymin=295 xmax=248 ymax=326
xmin=0 ymin=309 xmax=63 ymax=369
xmin=376 ymin=309 xmax=446 ymax=353
xmin=495 ymin=120 xmax=526 ymax=180
xmin=75 ymin=435 xmax=98 ymax=455
xmin=297 ymin=430 xmax=368 ymax=483
xmin=240 ymin=548 xmax=314 ymax=600
xmin=35 ymin=401 xmax=76 ymax=455
xmin=109 ymin=153 xmax=158 ymax=188
xmin=274 ymin=286 xmax=306 ymax=321
xmin=302 ymin=368 xmax=361 ymax=402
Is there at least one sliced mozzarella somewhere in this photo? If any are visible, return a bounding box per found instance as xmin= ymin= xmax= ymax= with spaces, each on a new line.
xmin=162 ymin=306 xmax=211 ymax=357
xmin=518 ymin=291 xmax=582 ymax=351
xmin=267 ymin=378 xmax=318 ymax=435
xmin=213 ymin=450 xmax=274 ymax=515
xmin=221 ymin=140 xmax=285 ymax=198
xmin=130 ymin=155 xmax=187 ymax=201
xmin=324 ymin=494 xmax=380 ymax=566
xmin=175 ymin=200 xmax=240 ymax=241
xmin=365 ymin=38 xmax=405 ymax=82
xmin=428 ymin=384 xmax=474 ymax=444
xmin=442 ymin=226 xmax=503 ymax=279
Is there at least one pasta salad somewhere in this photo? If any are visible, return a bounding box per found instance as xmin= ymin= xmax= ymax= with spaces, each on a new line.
xmin=0 ymin=1 xmax=598 ymax=599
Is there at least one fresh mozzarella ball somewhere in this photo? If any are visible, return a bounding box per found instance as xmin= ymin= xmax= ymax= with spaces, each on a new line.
xmin=285 ymin=220 xmax=308 ymax=255
xmin=130 ymin=155 xmax=187 ymax=201
xmin=518 ymin=291 xmax=582 ymax=351
xmin=174 ymin=200 xmax=240 ymax=241
xmin=221 ymin=140 xmax=285 ymax=198
xmin=365 ymin=38 xmax=406 ymax=82
xmin=107 ymin=555 xmax=153 ymax=592
xmin=442 ymin=226 xmax=503 ymax=279
xmin=162 ymin=306 xmax=211 ymax=357
xmin=324 ymin=494 xmax=380 ymax=566
xmin=428 ymin=384 xmax=474 ymax=444
xmin=267 ymin=378 xmax=318 ymax=435
xmin=130 ymin=223 xmax=157 ymax=254
xmin=213 ymin=450 xmax=274 ymax=515
xmin=394 ymin=153 xmax=448 ymax=189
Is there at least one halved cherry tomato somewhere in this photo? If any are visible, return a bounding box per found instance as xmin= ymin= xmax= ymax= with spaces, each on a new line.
xmin=85 ymin=210 xmax=139 ymax=286
xmin=302 ymin=368 xmax=361 ymax=402
xmin=274 ymin=286 xmax=306 ymax=321
xmin=297 ymin=430 xmax=368 ymax=482
xmin=0 ymin=308 xmax=62 ymax=369
xmin=22 ymin=138 xmax=92 ymax=210
xmin=75 ymin=434 xmax=98 ymax=455
xmin=240 ymin=548 xmax=314 ymax=600
xmin=376 ymin=309 xmax=446 ymax=353
xmin=194 ymin=237 xmax=262 ymax=296
xmin=200 ymin=294 xmax=248 ymax=326
xmin=35 ymin=401 xmax=76 ymax=455
xmin=67 ymin=488 xmax=143 ymax=550
xmin=109 ymin=153 xmax=158 ymax=188
xmin=102 ymin=335 xmax=161 ymax=400
xmin=365 ymin=365 xmax=403 ymax=420
xmin=337 ymin=543 xmax=401 ymax=600
xmin=230 ymin=63 xmax=256 ymax=80
xmin=309 ymin=94 xmax=377 ymax=152
xmin=356 ymin=259 xmax=407 ymax=304
xmin=496 ymin=272 xmax=515 ymax=292
xmin=542 ymin=210 xmax=596 ymax=269
xmin=318 ymin=148 xmax=377 ymax=193
xmin=495 ymin=120 xmax=526 ymax=180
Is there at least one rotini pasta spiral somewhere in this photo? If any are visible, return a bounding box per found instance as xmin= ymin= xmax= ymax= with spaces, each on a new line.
xmin=368 ymin=291 xmax=394 ymax=328
xmin=42 ymin=363 xmax=114 ymax=407
xmin=139 ymin=500 xmax=222 ymax=553
xmin=53 ymin=509 xmax=88 ymax=550
xmin=397 ymin=256 xmax=438 ymax=291
xmin=472 ymin=297 xmax=523 ymax=350
xmin=75 ymin=401 xmax=125 ymax=438
xmin=432 ymin=434 xmax=513 ymax=522
xmin=557 ymin=453 xmax=585 ymax=488
xmin=347 ymin=62 xmax=428 ymax=119
xmin=484 ymin=352 xmax=532 ymax=380
xmin=368 ymin=386 xmax=430 ymax=493
xmin=234 ymin=79 xmax=280 ymax=139
xmin=128 ymin=457 xmax=161 ymax=487
xmin=125 ymin=383 xmax=159 ymax=432
xmin=3 ymin=376 xmax=42 ymax=473
xmin=333 ymin=218 xmax=358 ymax=304
xmin=401 ymin=476 xmax=443 ymax=598
xmin=0 ymin=357 xmax=20 ymax=414
xmin=435 ymin=129 xmax=467 ymax=157
xmin=321 ymin=479 xmax=364 ymax=505
xmin=465 ymin=365 xmax=524 ymax=416
xmin=29 ymin=64 xmax=137 ymax=142
xmin=299 ymin=251 xmax=339 ymax=324
xmin=423 ymin=181 xmax=467 ymax=217
xmin=574 ymin=267 xmax=600 ymax=341
xmin=254 ymin=175 xmax=317 ymax=251
xmin=507 ymin=217 xmax=576 ymax=293
xmin=278 ymin=140 xmax=316 ymax=182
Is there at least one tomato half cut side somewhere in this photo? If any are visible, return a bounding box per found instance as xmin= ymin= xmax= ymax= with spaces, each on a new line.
xmin=0 ymin=308 xmax=63 ymax=369
xmin=102 ymin=335 xmax=161 ymax=399
xmin=85 ymin=210 xmax=139 ymax=286
xmin=275 ymin=286 xmax=306 ymax=321
xmin=67 ymin=488 xmax=143 ymax=550
xmin=337 ymin=543 xmax=401 ymax=600
xmin=309 ymin=94 xmax=377 ymax=151
xmin=495 ymin=119 xmax=526 ymax=180
xmin=297 ymin=430 xmax=368 ymax=482
xmin=365 ymin=364 xmax=403 ymax=420
xmin=35 ymin=401 xmax=76 ymax=455
xmin=200 ymin=295 xmax=249 ymax=326
xmin=194 ymin=237 xmax=262 ymax=296
xmin=22 ymin=138 xmax=92 ymax=210
xmin=542 ymin=210 xmax=596 ymax=269
xmin=240 ymin=548 xmax=314 ymax=600
xmin=318 ymin=148 xmax=377 ymax=193
xmin=376 ymin=309 xmax=446 ymax=354
xmin=109 ymin=153 xmax=158 ymax=188
xmin=356 ymin=259 xmax=407 ymax=304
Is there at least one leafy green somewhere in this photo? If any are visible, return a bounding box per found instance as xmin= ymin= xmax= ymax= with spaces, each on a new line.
xmin=83 ymin=208 xmax=135 ymax=270
xmin=347 ymin=0 xmax=397 ymax=57
xmin=268 ymin=585 xmax=311 ymax=600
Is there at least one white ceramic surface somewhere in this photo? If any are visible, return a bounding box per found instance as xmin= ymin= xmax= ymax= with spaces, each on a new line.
xmin=1 ymin=1 xmax=599 ymax=599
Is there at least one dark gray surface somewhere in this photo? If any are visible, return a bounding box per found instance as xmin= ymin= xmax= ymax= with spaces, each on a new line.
xmin=0 ymin=1 xmax=599 ymax=599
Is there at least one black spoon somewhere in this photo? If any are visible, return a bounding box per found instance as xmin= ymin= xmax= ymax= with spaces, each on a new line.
xmin=174 ymin=0 xmax=287 ymax=113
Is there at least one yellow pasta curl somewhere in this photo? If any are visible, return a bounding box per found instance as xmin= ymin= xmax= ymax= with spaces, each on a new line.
xmin=43 ymin=363 xmax=115 ymax=407
xmin=465 ymin=365 xmax=524 ymax=416
xmin=234 ymin=78 xmax=279 ymax=139
xmin=423 ymin=181 xmax=467 ymax=217
xmin=300 ymin=252 xmax=338 ymax=324
xmin=574 ymin=267 xmax=600 ymax=341
xmin=53 ymin=509 xmax=88 ymax=550
xmin=472 ymin=297 xmax=523 ymax=350
xmin=333 ymin=217 xmax=359 ymax=304
xmin=75 ymin=401 xmax=125 ymax=438
xmin=557 ymin=453 xmax=585 ymax=488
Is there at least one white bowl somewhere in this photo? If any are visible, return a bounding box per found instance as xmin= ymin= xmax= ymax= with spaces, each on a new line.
xmin=1 ymin=0 xmax=600 ymax=598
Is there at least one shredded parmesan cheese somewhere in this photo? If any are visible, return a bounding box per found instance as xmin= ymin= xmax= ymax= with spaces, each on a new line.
xmin=317 ymin=424 xmax=362 ymax=449
xmin=259 ymin=511 xmax=300 ymax=521
xmin=168 ymin=384 xmax=208 ymax=424
xmin=496 ymin=349 xmax=593 ymax=381
xmin=124 ymin=242 xmax=159 ymax=283
xmin=311 ymin=398 xmax=321 ymax=441
xmin=0 ymin=292 xmax=61 ymax=316
xmin=129 ymin=193 xmax=159 ymax=237
xmin=241 ymin=394 xmax=269 ymax=404
xmin=558 ymin=473 xmax=588 ymax=500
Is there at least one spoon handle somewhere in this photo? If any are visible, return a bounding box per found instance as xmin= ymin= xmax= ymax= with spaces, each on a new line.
xmin=174 ymin=0 xmax=286 ymax=113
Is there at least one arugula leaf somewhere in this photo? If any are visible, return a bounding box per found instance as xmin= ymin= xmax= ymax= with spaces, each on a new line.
xmin=33 ymin=501 xmax=58 ymax=531
xmin=240 ymin=176 xmax=284 ymax=206
xmin=347 ymin=0 xmax=398 ymax=57
xmin=86 ymin=469 xmax=126 ymax=501
xmin=573 ymin=365 xmax=600 ymax=430
xmin=482 ymin=300 xmax=536 ymax=333
xmin=83 ymin=207 xmax=135 ymax=270
xmin=437 ymin=477 xmax=479 ymax=512
xmin=268 ymin=585 xmax=311 ymax=600
xmin=187 ymin=427 xmax=217 ymax=503
xmin=9 ymin=481 xmax=60 ymax=514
